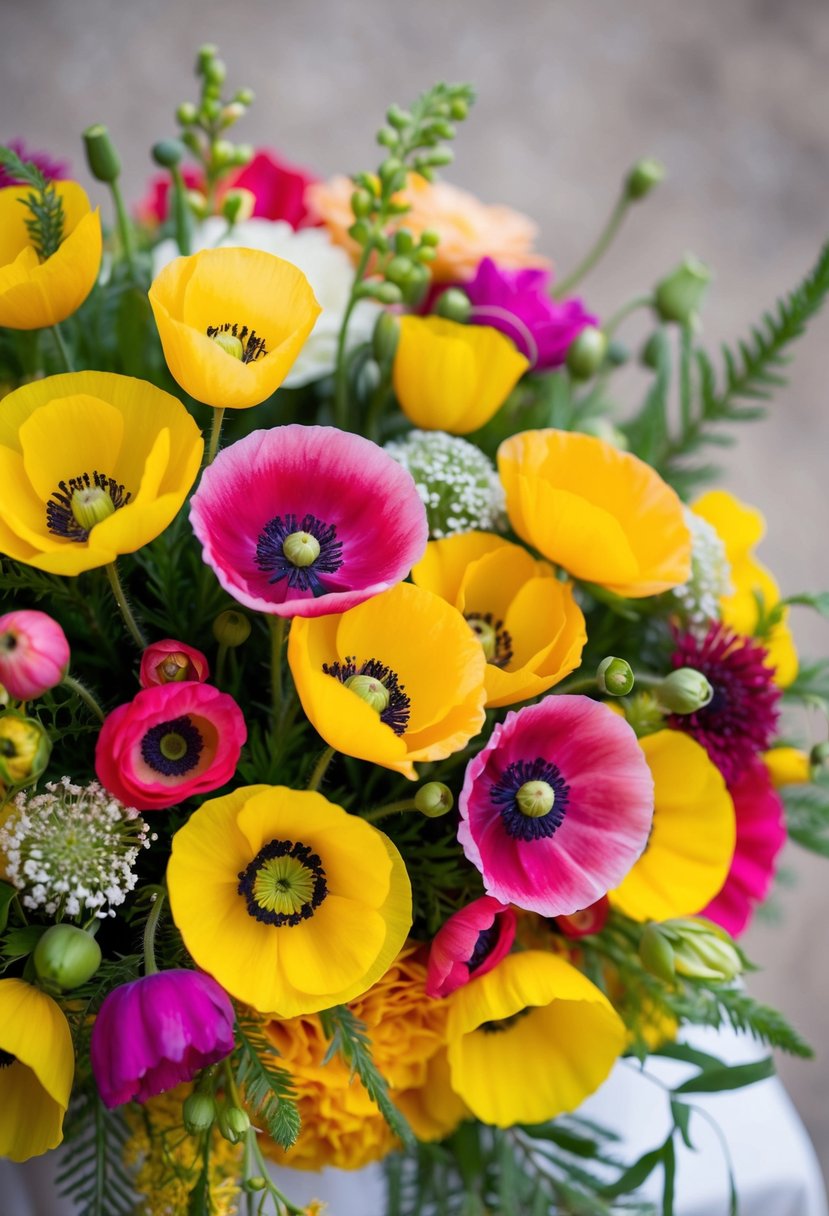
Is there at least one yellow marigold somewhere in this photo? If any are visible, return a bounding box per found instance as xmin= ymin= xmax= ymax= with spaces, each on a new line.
xmin=307 ymin=174 xmax=548 ymax=282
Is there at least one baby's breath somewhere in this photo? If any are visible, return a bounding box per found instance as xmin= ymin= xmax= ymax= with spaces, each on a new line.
xmin=385 ymin=429 xmax=505 ymax=538
xmin=668 ymin=509 xmax=732 ymax=630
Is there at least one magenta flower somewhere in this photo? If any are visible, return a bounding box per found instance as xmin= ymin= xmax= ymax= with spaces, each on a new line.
xmin=701 ymin=760 xmax=786 ymax=938
xmin=0 ymin=609 xmax=70 ymax=700
xmin=90 ymin=969 xmax=235 ymax=1108
xmin=555 ymin=895 xmax=610 ymax=939
xmin=426 ymin=896 xmax=516 ymax=998
xmin=670 ymin=624 xmax=780 ymax=785
xmin=139 ymin=639 xmax=210 ymax=688
xmin=461 ymin=257 xmax=597 ymax=370
xmin=0 ymin=139 xmax=68 ymax=188
xmin=190 ymin=425 xmax=428 ymax=618
xmin=95 ymin=681 xmax=246 ymax=811
xmin=230 ymin=149 xmax=319 ymax=227
xmin=458 ymin=696 xmax=654 ymax=917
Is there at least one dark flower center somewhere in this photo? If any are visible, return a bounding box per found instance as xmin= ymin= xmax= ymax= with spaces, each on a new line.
xmin=46 ymin=470 xmax=131 ymax=542
xmin=140 ymin=715 xmax=204 ymax=777
xmin=465 ymin=612 xmax=513 ymax=668
xmin=323 ymin=656 xmax=411 ymax=735
xmin=468 ymin=923 xmax=500 ymax=972
xmin=255 ymin=512 xmax=344 ymax=596
xmin=206 ymin=321 xmax=267 ymax=362
xmin=479 ymin=1007 xmax=533 ymax=1035
xmin=238 ymin=838 xmax=328 ymax=926
xmin=491 ymin=757 xmax=570 ymax=841
xmin=0 ymin=1049 xmax=15 ymax=1068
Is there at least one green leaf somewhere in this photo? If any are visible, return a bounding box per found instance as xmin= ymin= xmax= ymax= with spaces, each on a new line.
xmin=654 ymin=1041 xmax=725 ymax=1073
xmin=661 ymin=1138 xmax=676 ymax=1216
xmin=234 ymin=1013 xmax=301 ymax=1149
xmin=0 ymin=882 xmax=16 ymax=934
xmin=673 ymin=1055 xmax=775 ymax=1094
xmin=669 ymin=1101 xmax=694 ymax=1150
xmin=781 ymin=591 xmax=829 ymax=618
xmin=601 ymin=1142 xmax=666 ymax=1197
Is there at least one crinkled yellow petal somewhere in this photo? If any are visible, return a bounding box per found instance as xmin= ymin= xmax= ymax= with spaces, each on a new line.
xmin=763 ymin=746 xmax=811 ymax=788
xmin=0 ymin=979 xmax=73 ymax=1161
xmin=411 ymin=531 xmax=513 ymax=607
xmin=481 ymin=577 xmax=585 ymax=708
xmin=459 ymin=542 xmax=543 ymax=622
xmin=611 ymin=731 xmax=736 ymax=921
xmin=692 ymin=489 xmax=766 ymax=556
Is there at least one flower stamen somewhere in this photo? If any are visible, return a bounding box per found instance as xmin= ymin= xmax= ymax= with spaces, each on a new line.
xmin=255 ymin=512 xmax=344 ymax=596
xmin=465 ymin=612 xmax=513 ymax=667
xmin=238 ymin=839 xmax=327 ymax=926
xmin=46 ymin=471 xmax=131 ymax=542
xmin=323 ymin=656 xmax=411 ymax=735
xmin=140 ymin=716 xmax=204 ymax=777
xmin=491 ymin=757 xmax=569 ymax=841
xmin=206 ymin=322 xmax=267 ymax=363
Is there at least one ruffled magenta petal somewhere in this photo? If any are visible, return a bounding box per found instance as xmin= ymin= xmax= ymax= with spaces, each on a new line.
xmin=426 ymin=896 xmax=515 ymax=997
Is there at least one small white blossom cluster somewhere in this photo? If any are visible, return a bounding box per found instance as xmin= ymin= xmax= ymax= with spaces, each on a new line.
xmin=669 ymin=509 xmax=732 ymax=630
xmin=0 ymin=778 xmax=156 ymax=919
xmin=385 ymin=430 xmax=506 ymax=538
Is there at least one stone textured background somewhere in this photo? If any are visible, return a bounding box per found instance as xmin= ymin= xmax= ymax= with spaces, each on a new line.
xmin=2 ymin=0 xmax=828 ymax=1181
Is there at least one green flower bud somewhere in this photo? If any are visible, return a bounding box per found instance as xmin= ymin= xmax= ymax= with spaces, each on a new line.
xmin=83 ymin=125 xmax=122 ymax=184
xmin=420 ymin=229 xmax=440 ymax=247
xmin=233 ymin=144 xmax=254 ymax=167
xmin=606 ymin=339 xmax=630 ymax=367
xmin=351 ymin=189 xmax=374 ymax=219
xmin=201 ymin=98 xmax=222 ymax=122
xmin=345 ymin=674 xmax=390 ymax=715
xmin=246 ymin=1177 xmax=268 ymax=1192
xmin=348 ymin=220 xmax=372 ymax=246
xmin=385 ymin=255 xmax=415 ymax=286
xmin=0 ymin=714 xmax=51 ymax=786
xmin=151 ymin=139 xmax=185 ymax=169
xmin=234 ymin=88 xmax=255 ymax=106
xmin=414 ymin=782 xmax=454 ymax=818
xmin=213 ymin=610 xmax=251 ymax=648
xmin=566 ymin=327 xmax=608 ymax=380
xmin=662 ymin=917 xmax=743 ymax=982
xmin=217 ymin=1103 xmax=250 ymax=1144
xmin=655 ymin=668 xmax=714 ymax=714
xmin=221 ymin=188 xmax=255 ymax=225
xmin=176 ymin=102 xmax=199 ymax=126
xmin=810 ymin=741 xmax=829 ymax=777
xmin=386 ymin=104 xmax=413 ymax=130
xmin=639 ymin=923 xmax=676 ymax=983
xmin=394 ymin=228 xmax=415 ymax=255
xmin=205 ymin=58 xmax=227 ymax=87
xmin=449 ymin=98 xmax=469 ymax=121
xmin=654 ymin=256 xmax=712 ymax=325
xmin=33 ymin=924 xmax=102 ymax=991
xmin=516 ymin=780 xmax=556 ymax=819
xmin=196 ymin=44 xmax=219 ymax=71
xmin=372 ymin=312 xmax=400 ymax=365
xmin=379 ymin=157 xmax=405 ymax=186
xmin=212 ymin=139 xmax=235 ymax=168
xmin=377 ymin=127 xmax=398 ymax=149
xmin=596 ymin=657 xmax=635 ymax=697
xmin=625 ymin=157 xmax=666 ymax=200
xmin=186 ymin=190 xmax=210 ymax=221
xmin=640 ymin=330 xmax=665 ymax=370
xmin=435 ymin=288 xmax=471 ymax=324
xmin=372 ymin=282 xmax=404 ymax=306
xmin=220 ymin=102 xmax=246 ymax=127
xmin=183 ymin=1092 xmax=217 ymax=1134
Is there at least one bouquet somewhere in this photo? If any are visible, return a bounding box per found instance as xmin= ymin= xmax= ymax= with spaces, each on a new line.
xmin=0 ymin=42 xmax=827 ymax=1216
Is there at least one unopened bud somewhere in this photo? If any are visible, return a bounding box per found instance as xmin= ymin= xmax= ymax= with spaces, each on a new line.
xmin=221 ymin=187 xmax=255 ymax=225
xmin=217 ymin=1103 xmax=250 ymax=1144
xmin=655 ymin=668 xmax=713 ymax=715
xmin=83 ymin=125 xmax=121 ymax=184
xmin=220 ymin=102 xmax=246 ymax=126
xmin=639 ymin=923 xmax=676 ymax=983
xmin=183 ymin=1092 xmax=217 ymax=1134
xmin=763 ymin=746 xmax=811 ymax=788
xmin=372 ymin=311 xmax=400 ymax=365
xmin=654 ymin=256 xmax=711 ymax=326
xmin=596 ymin=657 xmax=635 ymax=697
xmin=213 ymin=610 xmax=251 ymax=648
xmin=212 ymin=140 xmax=235 ymax=168
xmin=176 ymin=102 xmax=199 ymax=126
xmin=204 ymin=58 xmax=227 ymax=87
xmin=196 ymin=44 xmax=219 ymax=72
xmin=246 ymin=1177 xmax=268 ymax=1192
xmin=351 ymin=189 xmax=374 ymax=219
xmin=625 ymin=158 xmax=666 ymax=201
xmin=555 ymin=896 xmax=609 ymax=939
xmin=186 ymin=190 xmax=209 ymax=220
xmin=0 ymin=714 xmax=51 ymax=786
xmin=151 ymin=139 xmax=185 ymax=170
xmin=435 ymin=288 xmax=471 ymax=324
xmin=810 ymin=741 xmax=829 ymax=773
xmin=234 ymin=87 xmax=255 ymax=106
xmin=662 ymin=917 xmax=743 ymax=982
xmin=33 ymin=924 xmax=102 ymax=991
xmin=566 ymin=327 xmax=608 ymax=380
xmin=414 ymin=782 xmax=453 ymax=818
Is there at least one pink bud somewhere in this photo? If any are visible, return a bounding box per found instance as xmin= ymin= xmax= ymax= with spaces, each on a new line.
xmin=555 ymin=895 xmax=609 ymax=939
xmin=0 ymin=610 xmax=70 ymax=700
xmin=139 ymin=639 xmax=209 ymax=688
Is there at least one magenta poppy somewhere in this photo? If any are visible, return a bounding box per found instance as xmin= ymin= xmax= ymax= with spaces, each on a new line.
xmin=139 ymin=639 xmax=210 ymax=688
xmin=95 ymin=681 xmax=246 ymax=811
xmin=458 ymin=696 xmax=654 ymax=917
xmin=701 ymin=759 xmax=787 ymax=938
xmin=229 ymin=149 xmax=319 ymax=227
xmin=190 ymin=425 xmax=428 ymax=618
xmin=0 ymin=609 xmax=70 ymax=700
xmin=426 ymin=896 xmax=517 ymax=998
xmin=90 ymin=969 xmax=235 ymax=1108
xmin=135 ymin=164 xmax=205 ymax=225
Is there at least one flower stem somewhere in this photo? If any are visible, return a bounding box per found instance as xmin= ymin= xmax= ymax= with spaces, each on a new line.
xmin=363 ymin=798 xmax=417 ymax=823
xmin=553 ymin=192 xmax=631 ymax=299
xmin=333 ymin=242 xmax=374 ymax=431
xmin=143 ymin=888 xmax=166 ymax=976
xmin=106 ymin=562 xmax=147 ymax=649
xmin=109 ymin=179 xmax=139 ymax=286
xmin=215 ymin=642 xmax=229 ymax=688
xmin=170 ymin=165 xmax=192 ymax=256
xmin=602 ymin=293 xmax=655 ymax=338
xmin=268 ymin=616 xmax=287 ymax=734
xmin=206 ymin=406 xmax=226 ymax=466
xmin=307 ymin=745 xmax=336 ymax=792
xmin=555 ymin=675 xmax=599 ymax=696
xmin=243 ymin=1127 xmax=306 ymax=1214
xmin=51 ymin=323 xmax=74 ymax=372
xmin=61 ymin=674 xmax=105 ymax=722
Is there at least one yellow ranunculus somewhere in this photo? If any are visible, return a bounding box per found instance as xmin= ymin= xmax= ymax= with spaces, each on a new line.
xmin=0 ymin=978 xmax=74 ymax=1161
xmin=0 ymin=181 xmax=102 ymax=330
xmin=692 ymin=489 xmax=798 ymax=687
xmin=763 ymin=746 xmax=811 ymax=788
xmin=411 ymin=531 xmax=586 ymax=708
xmin=611 ymin=730 xmax=736 ymax=921
xmin=0 ymin=371 xmax=203 ymax=575
xmin=149 ymin=247 xmax=321 ymax=409
xmin=445 ymin=951 xmax=625 ymax=1127
xmin=393 ymin=316 xmax=529 ymax=434
xmin=498 ymin=429 xmax=692 ymax=598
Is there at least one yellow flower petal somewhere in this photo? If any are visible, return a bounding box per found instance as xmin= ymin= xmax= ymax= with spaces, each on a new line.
xmin=0 ymin=979 xmax=73 ymax=1161
xmin=763 ymin=746 xmax=811 ymax=788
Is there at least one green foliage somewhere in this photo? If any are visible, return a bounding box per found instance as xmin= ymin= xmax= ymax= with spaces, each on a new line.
xmin=782 ymin=770 xmax=829 ymax=857
xmin=0 ymin=146 xmax=66 ymax=260
xmin=234 ymin=1011 xmax=301 ymax=1149
xmin=56 ymin=1088 xmax=135 ymax=1216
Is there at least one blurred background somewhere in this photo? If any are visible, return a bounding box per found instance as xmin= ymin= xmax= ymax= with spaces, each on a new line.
xmin=2 ymin=0 xmax=828 ymax=1180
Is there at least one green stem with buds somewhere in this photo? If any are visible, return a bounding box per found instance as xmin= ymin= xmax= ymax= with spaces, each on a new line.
xmin=106 ymin=562 xmax=147 ymax=648
xmin=334 ymin=243 xmax=374 ymax=431
xmin=61 ymin=674 xmax=105 ymax=722
xmin=554 ymin=192 xmax=631 ymax=298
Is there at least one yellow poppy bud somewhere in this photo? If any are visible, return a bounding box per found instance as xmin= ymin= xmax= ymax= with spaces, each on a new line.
xmin=0 ymin=714 xmax=51 ymax=786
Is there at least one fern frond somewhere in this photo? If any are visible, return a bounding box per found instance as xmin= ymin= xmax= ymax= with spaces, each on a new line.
xmin=320 ymin=1004 xmax=414 ymax=1147
xmin=234 ymin=1011 xmax=301 ymax=1149
xmin=56 ymin=1088 xmax=135 ymax=1216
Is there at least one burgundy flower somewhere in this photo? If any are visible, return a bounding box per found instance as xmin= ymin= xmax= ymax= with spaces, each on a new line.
xmin=426 ymin=896 xmax=516 ymax=998
xmin=0 ymin=140 xmax=68 ymax=189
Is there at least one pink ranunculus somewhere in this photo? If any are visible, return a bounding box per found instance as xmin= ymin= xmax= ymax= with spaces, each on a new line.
xmin=458 ymin=696 xmax=654 ymax=917
xmin=189 ymin=425 xmax=428 ymax=619
xmin=426 ymin=896 xmax=517 ymax=998
xmin=0 ymin=610 xmax=70 ymax=700
xmin=227 ymin=149 xmax=319 ymax=227
xmin=90 ymin=969 xmax=235 ymax=1108
xmin=701 ymin=759 xmax=787 ymax=938
xmin=95 ymin=682 xmax=246 ymax=811
xmin=139 ymin=639 xmax=210 ymax=688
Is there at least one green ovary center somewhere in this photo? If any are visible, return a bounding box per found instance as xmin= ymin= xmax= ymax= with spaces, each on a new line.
xmin=70 ymin=486 xmax=116 ymax=531
xmin=467 ymin=616 xmax=498 ymax=662
xmin=252 ymin=856 xmax=317 ymax=917
xmin=159 ymin=733 xmax=188 ymax=762
xmin=283 ymin=531 xmax=321 ymax=568
xmin=516 ymin=780 xmax=555 ymax=818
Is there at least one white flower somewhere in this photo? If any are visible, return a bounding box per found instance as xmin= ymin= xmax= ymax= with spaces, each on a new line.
xmin=668 ymin=509 xmax=732 ymax=630
xmin=152 ymin=218 xmax=379 ymax=388
xmin=384 ymin=430 xmax=506 ymax=538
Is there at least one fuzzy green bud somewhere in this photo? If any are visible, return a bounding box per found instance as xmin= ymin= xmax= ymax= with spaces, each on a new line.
xmin=201 ymin=97 xmax=222 ymax=122
xmin=654 ymin=256 xmax=712 ymax=325
xmin=213 ymin=610 xmax=251 ymax=648
xmin=664 ymin=917 xmax=743 ymax=982
xmin=516 ymin=780 xmax=556 ymax=819
xmin=625 ymin=158 xmax=666 ymax=200
xmin=221 ymin=187 xmax=255 ymax=225
xmin=176 ymin=102 xmax=199 ymax=126
xmin=0 ymin=714 xmax=51 ymax=786
xmin=344 ymin=674 xmax=389 ymax=715
xmin=414 ymin=782 xmax=454 ymax=818
xmin=217 ymin=1104 xmax=250 ymax=1144
xmin=212 ymin=139 xmax=235 ymax=168
xmin=372 ymin=282 xmax=404 ymax=306
xmin=196 ymin=44 xmax=219 ymax=71
xmin=385 ymin=255 xmax=415 ymax=286
xmin=655 ymin=668 xmax=714 ymax=714
xmin=83 ymin=125 xmax=121 ymax=184
xmin=639 ymin=922 xmax=677 ymax=983
xmin=33 ymin=924 xmax=102 ymax=991
xmin=220 ymin=102 xmax=247 ymax=127
xmin=204 ymin=58 xmax=227 ymax=87
xmin=183 ymin=1092 xmax=218 ymax=1134
xmin=351 ymin=189 xmax=374 ymax=219
xmin=394 ymin=228 xmax=415 ymax=255
xmin=596 ymin=657 xmax=635 ymax=697
xmin=348 ymin=220 xmax=371 ymax=246
xmin=186 ymin=190 xmax=209 ymax=221
xmin=151 ymin=139 xmax=185 ymax=169
xmin=386 ymin=104 xmax=413 ymax=130
xmin=372 ymin=311 xmax=400 ymax=365
xmin=566 ymin=327 xmax=608 ymax=380
xmin=435 ymin=288 xmax=471 ymax=324
xmin=234 ymin=87 xmax=255 ymax=106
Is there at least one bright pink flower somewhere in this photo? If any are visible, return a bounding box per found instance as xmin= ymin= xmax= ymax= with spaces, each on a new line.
xmin=0 ymin=610 xmax=70 ymax=700
xmin=701 ymin=759 xmax=787 ymax=938
xmin=139 ymin=639 xmax=210 ymax=688
xmin=555 ymin=895 xmax=609 ymax=939
xmin=90 ymin=969 xmax=235 ymax=1108
xmin=190 ymin=425 xmax=428 ymax=619
xmin=426 ymin=896 xmax=516 ymax=998
xmin=95 ymin=682 xmax=246 ymax=811
xmin=228 ymin=149 xmax=319 ymax=227
xmin=135 ymin=165 xmax=205 ymax=225
xmin=458 ymin=696 xmax=654 ymax=917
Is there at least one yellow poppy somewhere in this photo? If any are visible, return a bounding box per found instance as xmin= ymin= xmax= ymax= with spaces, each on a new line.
xmin=392 ymin=316 xmax=529 ymax=434
xmin=692 ymin=490 xmax=798 ymax=687
xmin=167 ymin=784 xmax=412 ymax=1016
xmin=0 ymin=181 xmax=101 ymax=330
xmin=148 ymin=247 xmax=321 ymax=409
xmin=411 ymin=531 xmax=586 ymax=708
xmin=611 ymin=730 xmax=736 ymax=921
xmin=0 ymin=978 xmax=74 ymax=1161
xmin=288 ymin=582 xmax=488 ymax=780
xmin=0 ymin=371 xmax=203 ymax=575
xmin=763 ymin=746 xmax=811 ymax=788
xmin=445 ymin=951 xmax=625 ymax=1127
xmin=498 ymin=429 xmax=692 ymax=598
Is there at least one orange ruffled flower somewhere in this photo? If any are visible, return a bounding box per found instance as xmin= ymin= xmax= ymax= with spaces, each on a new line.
xmin=307 ymin=174 xmax=548 ymax=282
xmin=498 ymin=429 xmax=692 ymax=598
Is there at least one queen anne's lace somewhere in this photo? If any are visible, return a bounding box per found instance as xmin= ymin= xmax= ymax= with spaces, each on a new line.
xmin=668 ymin=509 xmax=732 ymax=630
xmin=385 ymin=429 xmax=506 ymax=538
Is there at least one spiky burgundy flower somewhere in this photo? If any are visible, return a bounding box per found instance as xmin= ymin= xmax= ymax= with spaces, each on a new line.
xmin=669 ymin=623 xmax=780 ymax=785
xmin=0 ymin=140 xmax=68 ymax=188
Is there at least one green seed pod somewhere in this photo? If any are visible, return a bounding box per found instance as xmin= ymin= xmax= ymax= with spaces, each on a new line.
xmin=151 ymin=139 xmax=185 ymax=170
xmin=625 ymin=157 xmax=666 ymax=201
xmin=596 ymin=657 xmax=635 ymax=697
xmin=33 ymin=924 xmax=102 ymax=991
xmin=654 ymin=256 xmax=712 ymax=325
xmin=566 ymin=327 xmax=608 ymax=380
xmin=213 ymin=610 xmax=252 ymax=648
xmin=414 ymin=782 xmax=454 ymax=818
xmin=82 ymin=125 xmax=122 ymax=184
xmin=176 ymin=102 xmax=199 ymax=126
xmin=183 ymin=1092 xmax=217 ymax=1134
xmin=435 ymin=289 xmax=471 ymax=324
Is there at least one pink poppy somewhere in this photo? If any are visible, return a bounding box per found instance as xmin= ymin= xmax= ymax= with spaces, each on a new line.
xmin=139 ymin=639 xmax=209 ymax=688
xmin=190 ymin=425 xmax=428 ymax=618
xmin=701 ymin=759 xmax=787 ymax=938
xmin=0 ymin=609 xmax=70 ymax=700
xmin=95 ymin=682 xmax=246 ymax=811
xmin=426 ymin=896 xmax=517 ymax=998
xmin=458 ymin=696 xmax=654 ymax=917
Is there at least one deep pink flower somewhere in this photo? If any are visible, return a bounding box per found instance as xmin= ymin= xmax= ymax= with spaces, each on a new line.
xmin=228 ymin=149 xmax=319 ymax=227
xmin=95 ymin=681 xmax=246 ymax=811
xmin=460 ymin=257 xmax=597 ymax=370
xmin=670 ymin=623 xmax=780 ymax=785
xmin=190 ymin=425 xmax=428 ymax=618
xmin=0 ymin=609 xmax=70 ymax=700
xmin=458 ymin=696 xmax=654 ymax=916
xmin=90 ymin=969 xmax=235 ymax=1108
xmin=426 ymin=896 xmax=517 ymax=998
xmin=555 ymin=895 xmax=610 ymax=939
xmin=139 ymin=639 xmax=209 ymax=688
xmin=701 ymin=760 xmax=787 ymax=938
xmin=0 ymin=139 xmax=68 ymax=189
